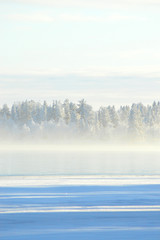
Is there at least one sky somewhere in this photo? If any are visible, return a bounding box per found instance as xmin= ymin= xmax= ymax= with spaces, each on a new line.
xmin=0 ymin=0 xmax=160 ymax=108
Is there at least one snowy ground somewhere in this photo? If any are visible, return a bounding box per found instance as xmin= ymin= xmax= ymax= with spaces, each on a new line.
xmin=0 ymin=176 xmax=160 ymax=240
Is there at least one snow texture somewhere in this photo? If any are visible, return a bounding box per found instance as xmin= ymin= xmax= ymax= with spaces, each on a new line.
xmin=0 ymin=176 xmax=160 ymax=239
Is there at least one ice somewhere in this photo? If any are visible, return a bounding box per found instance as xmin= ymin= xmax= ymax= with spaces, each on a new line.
xmin=0 ymin=176 xmax=160 ymax=239
xmin=1 ymin=146 xmax=160 ymax=176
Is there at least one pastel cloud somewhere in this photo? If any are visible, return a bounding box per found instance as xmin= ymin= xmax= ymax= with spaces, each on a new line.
xmin=3 ymin=0 xmax=160 ymax=8
xmin=7 ymin=12 xmax=145 ymax=23
xmin=8 ymin=13 xmax=55 ymax=22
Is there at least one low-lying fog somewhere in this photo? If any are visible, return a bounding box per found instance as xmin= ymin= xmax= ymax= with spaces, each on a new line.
xmin=0 ymin=143 xmax=160 ymax=176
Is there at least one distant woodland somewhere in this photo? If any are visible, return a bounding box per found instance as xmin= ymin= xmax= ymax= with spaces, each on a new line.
xmin=0 ymin=99 xmax=160 ymax=142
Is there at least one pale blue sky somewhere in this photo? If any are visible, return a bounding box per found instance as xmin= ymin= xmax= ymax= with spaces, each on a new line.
xmin=0 ymin=0 xmax=160 ymax=108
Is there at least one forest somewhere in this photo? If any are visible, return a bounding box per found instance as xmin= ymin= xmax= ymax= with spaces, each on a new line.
xmin=0 ymin=99 xmax=160 ymax=142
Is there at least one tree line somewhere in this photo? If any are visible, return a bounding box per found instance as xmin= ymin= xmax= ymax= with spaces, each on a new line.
xmin=0 ymin=99 xmax=160 ymax=142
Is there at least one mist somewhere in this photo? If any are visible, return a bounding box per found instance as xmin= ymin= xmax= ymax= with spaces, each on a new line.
xmin=0 ymin=99 xmax=160 ymax=176
xmin=0 ymin=143 xmax=160 ymax=176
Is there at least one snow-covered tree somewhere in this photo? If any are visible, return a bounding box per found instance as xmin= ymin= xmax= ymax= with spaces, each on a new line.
xmin=0 ymin=99 xmax=160 ymax=142
xmin=77 ymin=99 xmax=94 ymax=133
xmin=128 ymin=104 xmax=144 ymax=139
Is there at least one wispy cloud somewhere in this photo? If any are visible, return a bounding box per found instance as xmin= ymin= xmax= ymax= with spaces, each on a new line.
xmin=59 ymin=13 xmax=145 ymax=22
xmin=2 ymin=0 xmax=160 ymax=8
xmin=6 ymin=12 xmax=146 ymax=23
xmin=7 ymin=13 xmax=54 ymax=22
xmin=0 ymin=68 xmax=160 ymax=108
xmin=0 ymin=78 xmax=160 ymax=109
xmin=1 ymin=64 xmax=160 ymax=78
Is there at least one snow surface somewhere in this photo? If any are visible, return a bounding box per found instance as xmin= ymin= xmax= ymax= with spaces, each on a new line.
xmin=0 ymin=176 xmax=160 ymax=239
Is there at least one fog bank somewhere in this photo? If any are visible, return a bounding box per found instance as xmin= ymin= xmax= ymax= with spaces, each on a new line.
xmin=0 ymin=143 xmax=160 ymax=176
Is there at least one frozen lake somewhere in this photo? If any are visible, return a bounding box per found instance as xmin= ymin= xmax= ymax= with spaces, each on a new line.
xmin=0 ymin=176 xmax=160 ymax=240
xmin=0 ymin=146 xmax=160 ymax=239
xmin=0 ymin=144 xmax=160 ymax=175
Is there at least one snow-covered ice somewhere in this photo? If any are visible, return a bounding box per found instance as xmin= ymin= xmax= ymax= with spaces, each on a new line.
xmin=0 ymin=176 xmax=160 ymax=240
